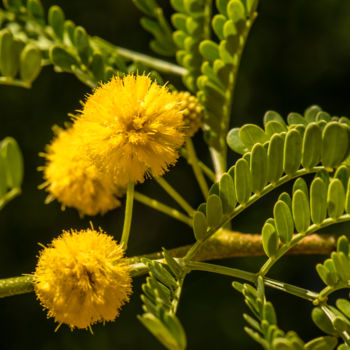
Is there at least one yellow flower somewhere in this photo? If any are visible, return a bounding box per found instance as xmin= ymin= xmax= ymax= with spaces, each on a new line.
xmin=40 ymin=127 xmax=121 ymax=216
xmin=172 ymin=91 xmax=203 ymax=137
xmin=34 ymin=228 xmax=132 ymax=330
xmin=73 ymin=75 xmax=185 ymax=187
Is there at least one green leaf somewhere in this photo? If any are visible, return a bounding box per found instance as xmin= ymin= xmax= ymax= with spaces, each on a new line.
xmin=263 ymin=302 xmax=277 ymax=325
xmin=310 ymin=177 xmax=327 ymax=224
xmin=50 ymin=45 xmax=78 ymax=71
xmin=316 ymin=111 xmax=331 ymax=122
xmin=263 ymin=110 xmax=286 ymax=126
xmin=312 ymin=307 xmax=337 ymax=336
xmin=316 ymin=263 xmax=331 ymax=285
xmin=333 ymin=316 xmax=350 ymax=333
xmin=199 ymin=40 xmax=220 ymax=62
xmin=219 ymin=173 xmax=236 ymax=213
xmin=235 ymin=158 xmax=252 ymax=204
xmin=239 ymin=124 xmax=269 ymax=150
xmin=278 ymin=192 xmax=292 ymax=212
xmin=262 ymin=222 xmax=278 ymax=257
xmin=227 ymin=128 xmax=248 ymax=154
xmin=212 ymin=14 xmax=226 ymax=40
xmin=337 ymin=235 xmax=350 ymax=256
xmin=272 ymin=338 xmax=294 ymax=350
xmin=265 ymin=120 xmax=287 ymax=137
xmin=334 ymin=165 xmax=349 ymax=191
xmin=302 ymin=123 xmax=322 ymax=169
xmin=138 ymin=313 xmax=186 ymax=350
xmin=322 ymin=122 xmax=349 ymax=169
xmin=193 ymin=211 xmax=208 ymax=241
xmin=292 ymin=177 xmax=309 ymax=197
xmin=292 ymin=190 xmax=310 ymax=233
xmin=274 ymin=200 xmax=294 ymax=243
xmin=19 ymin=44 xmax=42 ymax=84
xmin=327 ymin=179 xmax=345 ymax=218
xmin=227 ymin=0 xmax=246 ymax=22
xmin=304 ymin=336 xmax=337 ymax=350
xmin=74 ymin=26 xmax=90 ymax=65
xmin=283 ymin=129 xmax=302 ymax=176
xmin=305 ymin=105 xmax=322 ymax=123
xmin=133 ymin=0 xmax=158 ymax=17
xmin=1 ymin=137 xmax=23 ymax=188
xmin=91 ymin=52 xmax=105 ymax=82
xmin=162 ymin=249 xmax=183 ymax=278
xmin=216 ymin=0 xmax=229 ymax=17
xmin=250 ymin=143 xmax=267 ymax=193
xmin=206 ymin=194 xmax=223 ymax=227
xmin=48 ymin=6 xmax=65 ymax=40
xmin=27 ymin=0 xmax=45 ymax=25
xmin=267 ymin=134 xmax=284 ymax=184
xmin=171 ymin=13 xmax=187 ymax=32
xmin=0 ymin=29 xmax=19 ymax=78
xmin=287 ymin=112 xmax=307 ymax=126
xmin=336 ymin=299 xmax=350 ymax=319
xmin=331 ymin=251 xmax=350 ymax=282
xmin=3 ymin=0 xmax=23 ymax=12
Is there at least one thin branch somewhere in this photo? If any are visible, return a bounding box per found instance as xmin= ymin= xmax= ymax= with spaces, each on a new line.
xmin=92 ymin=37 xmax=187 ymax=76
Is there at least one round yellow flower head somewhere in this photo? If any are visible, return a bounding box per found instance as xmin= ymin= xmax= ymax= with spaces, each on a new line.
xmin=172 ymin=91 xmax=203 ymax=137
xmin=41 ymin=127 xmax=121 ymax=216
xmin=34 ymin=228 xmax=132 ymax=330
xmin=73 ymin=74 xmax=186 ymax=187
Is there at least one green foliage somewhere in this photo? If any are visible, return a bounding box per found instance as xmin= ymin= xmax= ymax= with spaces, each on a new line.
xmin=171 ymin=0 xmax=211 ymax=92
xmin=132 ymin=0 xmax=176 ymax=56
xmin=233 ymin=278 xmax=308 ymax=350
xmin=197 ymin=0 xmax=258 ymax=150
xmin=138 ymin=252 xmax=187 ymax=350
xmin=228 ymin=106 xmax=350 ymax=171
xmin=0 ymin=28 xmax=41 ymax=87
xmin=316 ymin=236 xmax=350 ymax=290
xmin=0 ymin=137 xmax=23 ymax=209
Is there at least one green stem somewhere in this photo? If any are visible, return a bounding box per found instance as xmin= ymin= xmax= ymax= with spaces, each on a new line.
xmin=120 ymin=182 xmax=135 ymax=250
xmin=0 ymin=275 xmax=34 ymax=298
xmin=154 ymin=176 xmax=195 ymax=217
xmin=92 ymin=37 xmax=187 ymax=76
xmin=210 ymin=147 xmax=227 ymax=181
xmin=184 ymin=166 xmax=324 ymax=261
xmin=185 ymin=138 xmax=209 ymax=199
xmin=0 ymin=77 xmax=30 ymax=89
xmin=0 ymin=188 xmax=21 ymax=210
xmin=180 ymin=148 xmax=216 ymax=182
xmin=259 ymin=214 xmax=350 ymax=277
xmin=134 ymin=191 xmax=192 ymax=226
xmin=186 ymin=261 xmax=318 ymax=301
xmin=321 ymin=304 xmax=350 ymax=346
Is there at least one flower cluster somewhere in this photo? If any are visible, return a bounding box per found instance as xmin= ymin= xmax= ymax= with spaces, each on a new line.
xmin=41 ymin=75 xmax=197 ymax=214
xmin=41 ymin=127 xmax=121 ymax=216
xmin=34 ymin=228 xmax=132 ymax=330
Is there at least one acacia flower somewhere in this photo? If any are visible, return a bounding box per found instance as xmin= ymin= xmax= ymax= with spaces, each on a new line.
xmin=40 ymin=127 xmax=121 ymax=216
xmin=34 ymin=228 xmax=132 ymax=330
xmin=172 ymin=91 xmax=203 ymax=137
xmin=73 ymin=74 xmax=186 ymax=187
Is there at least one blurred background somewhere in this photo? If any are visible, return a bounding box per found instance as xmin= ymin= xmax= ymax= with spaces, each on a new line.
xmin=1 ymin=0 xmax=350 ymax=349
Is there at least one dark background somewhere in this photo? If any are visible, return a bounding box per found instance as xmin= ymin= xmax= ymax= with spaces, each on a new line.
xmin=1 ymin=0 xmax=350 ymax=349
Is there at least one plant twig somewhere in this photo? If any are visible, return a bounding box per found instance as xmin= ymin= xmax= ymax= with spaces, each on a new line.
xmin=92 ymin=37 xmax=187 ymax=76
xmin=154 ymin=176 xmax=195 ymax=217
xmin=134 ymin=191 xmax=192 ymax=226
xmin=120 ymin=182 xmax=135 ymax=250
xmin=185 ymin=138 xmax=209 ymax=199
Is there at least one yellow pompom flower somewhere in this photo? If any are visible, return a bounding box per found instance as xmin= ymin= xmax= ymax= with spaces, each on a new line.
xmin=73 ymin=74 xmax=186 ymax=187
xmin=34 ymin=228 xmax=132 ymax=330
xmin=172 ymin=91 xmax=203 ymax=137
xmin=41 ymin=127 xmax=121 ymax=216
